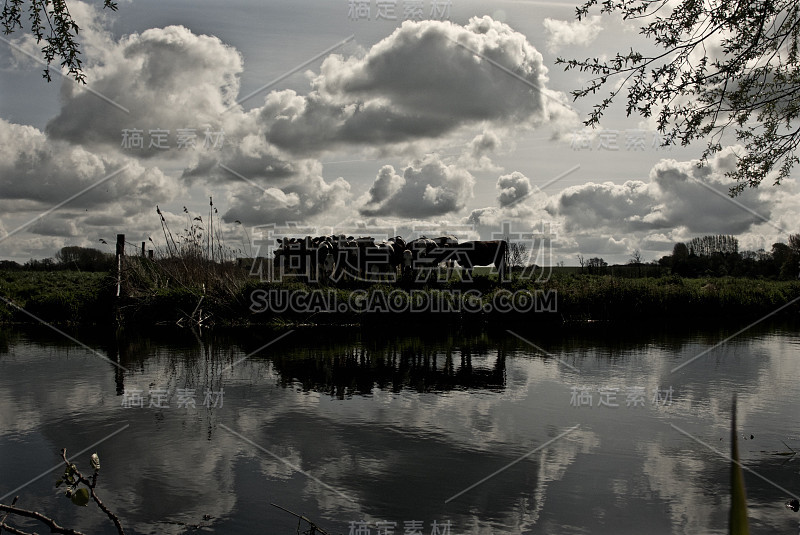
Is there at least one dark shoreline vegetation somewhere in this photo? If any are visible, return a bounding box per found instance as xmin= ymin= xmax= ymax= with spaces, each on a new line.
xmin=2 ymin=263 xmax=800 ymax=328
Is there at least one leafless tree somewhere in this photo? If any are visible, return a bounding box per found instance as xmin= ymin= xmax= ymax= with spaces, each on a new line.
xmin=509 ymin=242 xmax=528 ymax=268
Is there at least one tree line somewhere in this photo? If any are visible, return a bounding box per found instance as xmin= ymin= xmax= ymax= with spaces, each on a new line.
xmin=657 ymin=234 xmax=800 ymax=279
xmin=3 ymin=236 xmax=800 ymax=279
xmin=1 ymin=246 xmax=115 ymax=272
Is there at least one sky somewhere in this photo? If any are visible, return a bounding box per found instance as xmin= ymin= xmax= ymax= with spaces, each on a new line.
xmin=0 ymin=0 xmax=797 ymax=265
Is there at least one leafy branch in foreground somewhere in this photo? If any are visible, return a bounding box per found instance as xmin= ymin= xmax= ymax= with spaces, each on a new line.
xmin=0 ymin=449 xmax=125 ymax=535
xmin=558 ymin=0 xmax=800 ymax=194
xmin=1 ymin=0 xmax=118 ymax=82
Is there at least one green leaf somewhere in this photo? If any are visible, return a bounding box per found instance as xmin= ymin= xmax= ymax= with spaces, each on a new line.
xmin=70 ymin=487 xmax=90 ymax=507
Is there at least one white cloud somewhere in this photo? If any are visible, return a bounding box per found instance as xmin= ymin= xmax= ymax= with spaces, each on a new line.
xmin=461 ymin=147 xmax=795 ymax=263
xmin=2 ymin=15 xmax=355 ymax=236
xmin=0 ymin=118 xmax=177 ymax=212
xmin=222 ymin=166 xmax=351 ymax=226
xmin=360 ymin=154 xmax=475 ymax=218
xmin=542 ymin=16 xmax=603 ymax=52
xmin=466 ymin=174 xmax=553 ymax=244
xmin=458 ymin=131 xmax=503 ymax=172
xmin=497 ymin=171 xmax=532 ymax=207
xmin=45 ymin=24 xmax=243 ymax=155
xmin=364 ymin=165 xmax=406 ymax=206
xmin=0 ymin=116 xmax=182 ymax=260
xmin=551 ymin=149 xmax=773 ymax=236
xmin=29 ymin=14 xmax=580 ymax=232
xmin=263 ymin=16 xmax=576 ymax=153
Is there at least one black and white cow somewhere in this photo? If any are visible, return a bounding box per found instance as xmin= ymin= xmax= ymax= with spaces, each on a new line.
xmin=449 ymin=240 xmax=509 ymax=280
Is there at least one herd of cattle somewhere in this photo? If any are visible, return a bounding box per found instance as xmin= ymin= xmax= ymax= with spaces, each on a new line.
xmin=273 ymin=235 xmax=508 ymax=282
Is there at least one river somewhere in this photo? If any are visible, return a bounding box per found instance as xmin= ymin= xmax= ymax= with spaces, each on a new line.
xmin=1 ymin=321 xmax=799 ymax=534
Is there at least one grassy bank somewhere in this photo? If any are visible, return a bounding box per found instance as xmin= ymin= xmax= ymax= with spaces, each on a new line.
xmin=0 ymin=270 xmax=116 ymax=325
xmin=548 ymin=275 xmax=800 ymax=322
xmin=2 ymin=266 xmax=799 ymax=327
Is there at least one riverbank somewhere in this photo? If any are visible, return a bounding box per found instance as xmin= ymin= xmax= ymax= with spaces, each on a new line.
xmin=0 ymin=271 xmax=115 ymax=325
xmin=1 ymin=269 xmax=799 ymax=327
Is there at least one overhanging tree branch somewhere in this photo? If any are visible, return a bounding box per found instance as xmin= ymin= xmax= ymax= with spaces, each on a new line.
xmin=1 ymin=0 xmax=118 ymax=82
xmin=559 ymin=0 xmax=800 ymax=194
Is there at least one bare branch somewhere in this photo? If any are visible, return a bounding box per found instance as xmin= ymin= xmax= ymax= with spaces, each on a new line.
xmin=0 ymin=504 xmax=85 ymax=535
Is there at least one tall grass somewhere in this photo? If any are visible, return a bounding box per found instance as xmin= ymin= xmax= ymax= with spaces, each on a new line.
xmin=119 ymin=203 xmax=252 ymax=325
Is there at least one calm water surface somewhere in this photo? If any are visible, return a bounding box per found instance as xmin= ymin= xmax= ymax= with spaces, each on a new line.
xmin=1 ymin=321 xmax=800 ymax=534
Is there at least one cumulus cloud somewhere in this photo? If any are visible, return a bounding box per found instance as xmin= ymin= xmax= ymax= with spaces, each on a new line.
xmin=45 ymin=24 xmax=243 ymax=154
xmin=466 ymin=171 xmax=552 ymax=244
xmin=458 ymin=131 xmax=503 ymax=172
xmin=27 ymin=216 xmax=81 ymax=238
xmin=0 ymin=118 xmax=177 ymax=212
xmin=534 ymin=148 xmax=789 ymax=260
xmin=497 ymin=171 xmax=532 ymax=207
xmin=264 ymin=16 xmax=575 ymax=154
xmin=467 ymin=169 xmax=549 ymax=226
xmin=551 ymin=149 xmax=772 ymax=235
xmin=181 ymin=137 xmax=299 ymax=186
xmin=554 ymin=180 xmax=652 ymax=232
xmin=9 ymin=11 xmax=582 ymax=238
xmin=469 ymin=131 xmax=501 ymax=157
xmin=0 ymin=117 xmax=180 ymax=261
xmin=365 ymin=165 xmax=407 ymax=206
xmin=459 ymin=147 xmax=792 ymax=263
xmin=5 ymin=15 xmax=355 ymax=233
xmin=542 ymin=16 xmax=603 ymax=52
xmin=222 ymin=164 xmax=351 ymax=226
xmin=360 ymin=155 xmax=475 ymax=218
xmin=31 ymin=14 xmax=580 ymax=230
